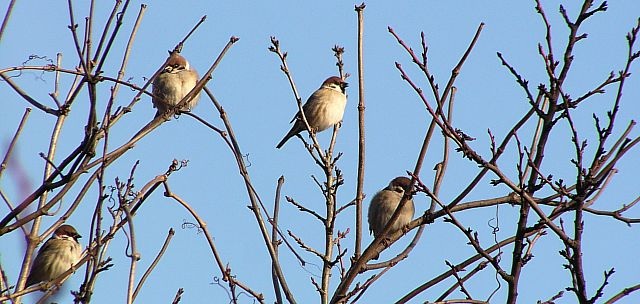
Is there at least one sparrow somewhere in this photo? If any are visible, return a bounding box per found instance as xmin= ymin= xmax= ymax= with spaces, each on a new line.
xmin=152 ymin=52 xmax=200 ymax=118
xmin=26 ymin=224 xmax=82 ymax=287
xmin=368 ymin=177 xmax=415 ymax=239
xmin=276 ymin=76 xmax=348 ymax=149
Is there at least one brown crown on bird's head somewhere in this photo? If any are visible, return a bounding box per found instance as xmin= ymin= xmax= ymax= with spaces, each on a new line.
xmin=55 ymin=224 xmax=82 ymax=241
xmin=322 ymin=76 xmax=348 ymax=91
xmin=165 ymin=53 xmax=189 ymax=72
xmin=388 ymin=176 xmax=413 ymax=194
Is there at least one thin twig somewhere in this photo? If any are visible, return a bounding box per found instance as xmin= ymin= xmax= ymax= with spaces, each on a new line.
xmin=269 ymin=37 xmax=326 ymax=158
xmin=0 ymin=108 xmax=31 ymax=180
xmin=204 ymin=86 xmax=293 ymax=303
xmin=133 ymin=228 xmax=175 ymax=300
xmin=0 ymin=74 xmax=59 ymax=115
xmin=163 ymin=181 xmax=264 ymax=303
xmin=0 ymin=0 xmax=17 ymax=44
xmin=122 ymin=203 xmax=139 ymax=304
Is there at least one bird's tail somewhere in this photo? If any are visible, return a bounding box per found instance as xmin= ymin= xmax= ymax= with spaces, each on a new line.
xmin=276 ymin=133 xmax=292 ymax=149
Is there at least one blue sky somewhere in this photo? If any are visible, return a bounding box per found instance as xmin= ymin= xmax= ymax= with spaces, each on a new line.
xmin=2 ymin=1 xmax=640 ymax=303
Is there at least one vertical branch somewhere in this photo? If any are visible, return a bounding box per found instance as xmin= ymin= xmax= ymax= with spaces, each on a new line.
xmin=50 ymin=53 xmax=63 ymax=108
xmin=82 ymin=175 xmax=108 ymax=302
xmin=320 ymin=45 xmax=349 ymax=304
xmin=571 ymin=199 xmax=587 ymax=302
xmin=270 ymin=36 xmax=348 ymax=303
xmin=508 ymin=5 xmax=553 ymax=304
xmin=506 ymin=2 xmax=610 ymax=303
xmin=0 ymin=264 xmax=7 ymax=300
xmin=522 ymin=95 xmax=548 ymax=183
xmin=15 ymin=76 xmax=70 ymax=300
xmin=81 ymin=66 xmax=117 ymax=302
xmin=66 ymin=0 xmax=90 ymax=76
xmin=432 ymin=86 xmax=455 ymax=204
xmin=321 ymin=167 xmax=336 ymax=304
xmin=321 ymin=119 xmax=343 ymax=303
xmin=85 ymin=1 xmax=95 ymax=69
xmin=122 ymin=204 xmax=139 ymax=304
xmin=9 ymin=53 xmax=63 ymax=299
xmin=508 ymin=181 xmax=532 ymax=303
xmin=560 ymin=87 xmax=588 ymax=301
xmin=271 ymin=177 xmax=285 ymax=304
xmin=353 ymin=2 xmax=366 ymax=259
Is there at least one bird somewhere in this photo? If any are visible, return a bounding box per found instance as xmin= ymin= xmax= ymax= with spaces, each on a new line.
xmin=152 ymin=52 xmax=200 ymax=118
xmin=368 ymin=176 xmax=415 ymax=239
xmin=26 ymin=224 xmax=82 ymax=287
xmin=276 ymin=76 xmax=348 ymax=149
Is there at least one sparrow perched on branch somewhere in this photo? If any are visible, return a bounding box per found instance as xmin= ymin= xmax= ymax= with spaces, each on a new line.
xmin=26 ymin=224 xmax=82 ymax=287
xmin=368 ymin=177 xmax=415 ymax=239
xmin=276 ymin=76 xmax=348 ymax=149
xmin=152 ymin=53 xmax=200 ymax=118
